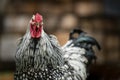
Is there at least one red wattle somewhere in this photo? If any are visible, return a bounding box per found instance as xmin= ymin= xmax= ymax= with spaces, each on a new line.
xmin=30 ymin=25 xmax=42 ymax=38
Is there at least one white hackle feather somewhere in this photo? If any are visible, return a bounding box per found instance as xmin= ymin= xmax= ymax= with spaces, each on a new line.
xmin=15 ymin=23 xmax=64 ymax=71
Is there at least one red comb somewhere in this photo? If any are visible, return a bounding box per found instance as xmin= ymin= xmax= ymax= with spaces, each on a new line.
xmin=35 ymin=13 xmax=43 ymax=22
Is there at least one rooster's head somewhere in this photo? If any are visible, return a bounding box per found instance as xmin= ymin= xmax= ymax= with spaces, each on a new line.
xmin=30 ymin=13 xmax=43 ymax=39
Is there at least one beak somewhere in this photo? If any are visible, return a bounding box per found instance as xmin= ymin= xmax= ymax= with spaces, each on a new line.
xmin=36 ymin=23 xmax=40 ymax=28
xmin=36 ymin=22 xmax=43 ymax=28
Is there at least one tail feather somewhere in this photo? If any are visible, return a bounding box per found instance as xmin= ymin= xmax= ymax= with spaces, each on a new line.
xmin=75 ymin=36 xmax=101 ymax=50
xmin=62 ymin=29 xmax=101 ymax=79
xmin=64 ymin=28 xmax=101 ymax=67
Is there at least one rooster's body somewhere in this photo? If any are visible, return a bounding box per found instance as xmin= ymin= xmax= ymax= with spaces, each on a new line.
xmin=14 ymin=13 xmax=100 ymax=80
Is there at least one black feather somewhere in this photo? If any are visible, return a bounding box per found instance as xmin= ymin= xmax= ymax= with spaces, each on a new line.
xmin=69 ymin=28 xmax=86 ymax=40
xmin=74 ymin=36 xmax=101 ymax=50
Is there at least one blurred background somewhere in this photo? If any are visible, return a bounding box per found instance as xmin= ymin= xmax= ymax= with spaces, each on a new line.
xmin=0 ymin=0 xmax=120 ymax=80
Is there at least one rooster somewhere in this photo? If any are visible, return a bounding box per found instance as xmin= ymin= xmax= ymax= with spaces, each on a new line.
xmin=14 ymin=13 xmax=100 ymax=80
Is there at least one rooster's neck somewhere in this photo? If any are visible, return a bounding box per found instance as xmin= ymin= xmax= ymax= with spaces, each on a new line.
xmin=32 ymin=38 xmax=39 ymax=53
xmin=30 ymin=38 xmax=39 ymax=67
